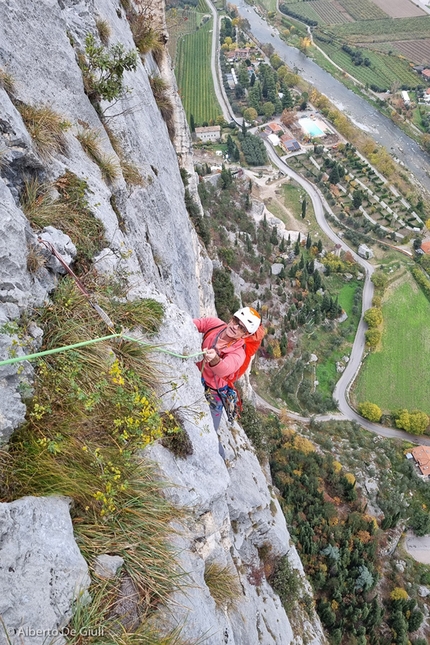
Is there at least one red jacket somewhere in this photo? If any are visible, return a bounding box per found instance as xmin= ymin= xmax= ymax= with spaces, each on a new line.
xmin=193 ymin=317 xmax=245 ymax=390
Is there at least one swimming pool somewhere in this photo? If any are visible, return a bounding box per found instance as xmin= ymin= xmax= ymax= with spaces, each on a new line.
xmin=299 ymin=117 xmax=325 ymax=137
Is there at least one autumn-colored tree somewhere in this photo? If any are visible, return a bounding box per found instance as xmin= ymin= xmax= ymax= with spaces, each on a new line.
xmin=364 ymin=307 xmax=383 ymax=328
xmin=390 ymin=588 xmax=408 ymax=602
xmin=358 ymin=401 xmax=382 ymax=422
xmin=280 ymin=109 xmax=297 ymax=128
xmin=395 ymin=409 xmax=429 ymax=435
xmin=365 ymin=328 xmax=381 ymax=349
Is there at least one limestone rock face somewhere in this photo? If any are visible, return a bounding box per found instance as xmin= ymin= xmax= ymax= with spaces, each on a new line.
xmin=144 ymin=306 xmax=327 ymax=645
xmin=0 ymin=1 xmax=326 ymax=642
xmin=0 ymin=496 xmax=90 ymax=645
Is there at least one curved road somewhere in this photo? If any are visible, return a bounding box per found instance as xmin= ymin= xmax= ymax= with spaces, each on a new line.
xmin=205 ymin=1 xmax=430 ymax=446
xmin=233 ymin=0 xmax=430 ymax=193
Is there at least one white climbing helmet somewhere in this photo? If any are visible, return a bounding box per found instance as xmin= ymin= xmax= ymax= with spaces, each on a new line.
xmin=234 ymin=306 xmax=261 ymax=335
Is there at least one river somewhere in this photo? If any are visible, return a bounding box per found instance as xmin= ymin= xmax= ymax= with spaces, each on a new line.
xmin=234 ymin=0 xmax=430 ymax=193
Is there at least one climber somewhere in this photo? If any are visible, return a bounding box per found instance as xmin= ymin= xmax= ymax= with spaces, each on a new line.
xmin=193 ymin=307 xmax=263 ymax=453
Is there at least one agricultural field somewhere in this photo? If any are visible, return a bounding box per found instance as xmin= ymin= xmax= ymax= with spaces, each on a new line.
xmin=338 ymin=0 xmax=388 ymax=21
xmin=371 ymin=0 xmax=425 ymax=18
xmin=166 ymin=1 xmax=210 ymax=61
xmin=393 ymin=39 xmax=430 ymax=65
xmin=310 ymin=1 xmax=353 ymax=24
xmin=174 ymin=19 xmax=222 ymax=125
xmin=353 ymin=272 xmax=430 ymax=414
xmin=314 ymin=40 xmax=420 ymax=90
xmin=332 ymin=15 xmax=430 ymax=44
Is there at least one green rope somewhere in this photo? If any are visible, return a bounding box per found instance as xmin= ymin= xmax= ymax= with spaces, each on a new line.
xmin=0 ymin=333 xmax=205 ymax=368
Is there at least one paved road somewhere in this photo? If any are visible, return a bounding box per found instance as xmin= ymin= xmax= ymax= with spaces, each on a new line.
xmin=205 ymin=1 xmax=430 ymax=446
xmin=233 ymin=0 xmax=430 ymax=193
xmin=207 ymin=0 xmax=237 ymax=123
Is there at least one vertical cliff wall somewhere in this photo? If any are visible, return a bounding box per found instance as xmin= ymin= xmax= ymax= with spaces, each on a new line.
xmin=0 ymin=1 xmax=326 ymax=643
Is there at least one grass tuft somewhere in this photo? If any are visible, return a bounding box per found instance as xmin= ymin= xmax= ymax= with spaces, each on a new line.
xmin=77 ymin=128 xmax=120 ymax=183
xmin=20 ymin=171 xmax=106 ymax=264
xmin=95 ymin=17 xmax=111 ymax=45
xmin=0 ymin=67 xmax=15 ymax=95
xmin=204 ymin=562 xmax=241 ymax=608
xmin=97 ymin=154 xmax=121 ymax=183
xmin=103 ymin=123 xmax=145 ymax=187
xmin=121 ymin=160 xmax=145 ymax=187
xmin=129 ymin=14 xmax=165 ymax=57
xmin=17 ymin=103 xmax=69 ymax=159
xmin=149 ymin=76 xmax=175 ymax=140
xmin=26 ymin=243 xmax=47 ymax=274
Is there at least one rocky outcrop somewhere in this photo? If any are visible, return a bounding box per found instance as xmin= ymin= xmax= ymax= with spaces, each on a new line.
xmin=0 ymin=496 xmax=90 ymax=645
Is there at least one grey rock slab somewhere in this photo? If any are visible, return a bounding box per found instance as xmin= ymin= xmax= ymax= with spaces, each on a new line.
xmin=0 ymin=496 xmax=90 ymax=645
xmin=94 ymin=554 xmax=124 ymax=580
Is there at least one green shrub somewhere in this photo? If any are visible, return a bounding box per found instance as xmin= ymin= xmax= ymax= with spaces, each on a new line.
xmin=80 ymin=34 xmax=138 ymax=104
xmin=268 ymin=555 xmax=300 ymax=612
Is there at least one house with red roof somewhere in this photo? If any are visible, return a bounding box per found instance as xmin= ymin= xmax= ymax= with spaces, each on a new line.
xmin=412 ymin=446 xmax=430 ymax=476
xmin=421 ymin=240 xmax=430 ymax=254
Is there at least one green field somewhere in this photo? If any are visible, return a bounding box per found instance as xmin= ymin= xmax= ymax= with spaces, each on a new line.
xmin=174 ymin=19 xmax=222 ymax=125
xmin=314 ymin=40 xmax=420 ymax=90
xmin=333 ymin=15 xmax=430 ymax=43
xmin=354 ymin=274 xmax=430 ymax=414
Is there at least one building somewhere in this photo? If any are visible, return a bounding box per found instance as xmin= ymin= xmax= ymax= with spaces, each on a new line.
xmin=421 ymin=240 xmax=430 ymax=254
xmin=358 ymin=244 xmax=374 ymax=259
xmin=234 ymin=48 xmax=250 ymax=59
xmin=421 ymin=69 xmax=430 ymax=81
xmin=401 ymin=90 xmax=410 ymax=105
xmin=267 ymin=133 xmax=280 ymax=147
xmin=195 ymin=125 xmax=221 ymax=142
xmin=266 ymin=122 xmax=284 ymax=135
xmin=412 ymin=446 xmax=430 ymax=476
xmin=280 ymin=134 xmax=300 ymax=153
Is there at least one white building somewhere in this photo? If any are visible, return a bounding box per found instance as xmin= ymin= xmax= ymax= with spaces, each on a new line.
xmin=401 ymin=90 xmax=410 ymax=105
xmin=195 ymin=125 xmax=221 ymax=142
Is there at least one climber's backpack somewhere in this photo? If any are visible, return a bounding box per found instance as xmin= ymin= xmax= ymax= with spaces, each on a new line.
xmin=203 ymin=322 xmax=265 ymax=421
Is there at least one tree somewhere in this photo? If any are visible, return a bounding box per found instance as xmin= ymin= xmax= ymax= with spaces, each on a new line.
xmin=390 ymin=588 xmax=408 ymax=602
xmin=280 ymin=109 xmax=297 ymax=128
xmin=301 ymin=199 xmax=307 ymax=219
xmin=365 ymin=328 xmax=381 ymax=349
xmin=190 ymin=113 xmax=195 ymax=132
xmin=352 ymin=189 xmax=363 ymax=209
xmin=306 ymin=232 xmax=311 ymax=248
xmin=219 ymin=165 xmax=232 ymax=189
xmin=395 ymin=409 xmax=429 ymax=435
xmin=358 ymin=401 xmax=382 ymax=422
xmin=81 ymin=34 xmax=138 ymax=103
xmin=371 ymin=271 xmax=388 ymax=292
xmin=364 ymin=307 xmax=382 ymax=328
xmin=410 ymin=508 xmax=430 ymax=536
xmin=328 ymin=164 xmax=340 ymax=185
xmin=243 ymin=107 xmax=258 ymax=123
xmin=263 ymin=101 xmax=275 ymax=118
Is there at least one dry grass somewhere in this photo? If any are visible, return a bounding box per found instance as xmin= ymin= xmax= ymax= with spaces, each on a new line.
xmin=204 ymin=562 xmax=241 ymax=608
xmin=129 ymin=14 xmax=164 ymax=57
xmin=20 ymin=171 xmax=106 ymax=262
xmin=121 ymin=160 xmax=145 ymax=186
xmin=149 ymin=75 xmax=175 ymax=140
xmin=0 ymin=67 xmax=15 ymax=95
xmin=17 ymin=103 xmax=69 ymax=159
xmin=103 ymin=123 xmax=145 ymax=187
xmin=26 ymin=243 xmax=47 ymax=274
xmin=76 ymin=128 xmax=120 ymax=183
xmin=96 ymin=17 xmax=111 ymax=45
